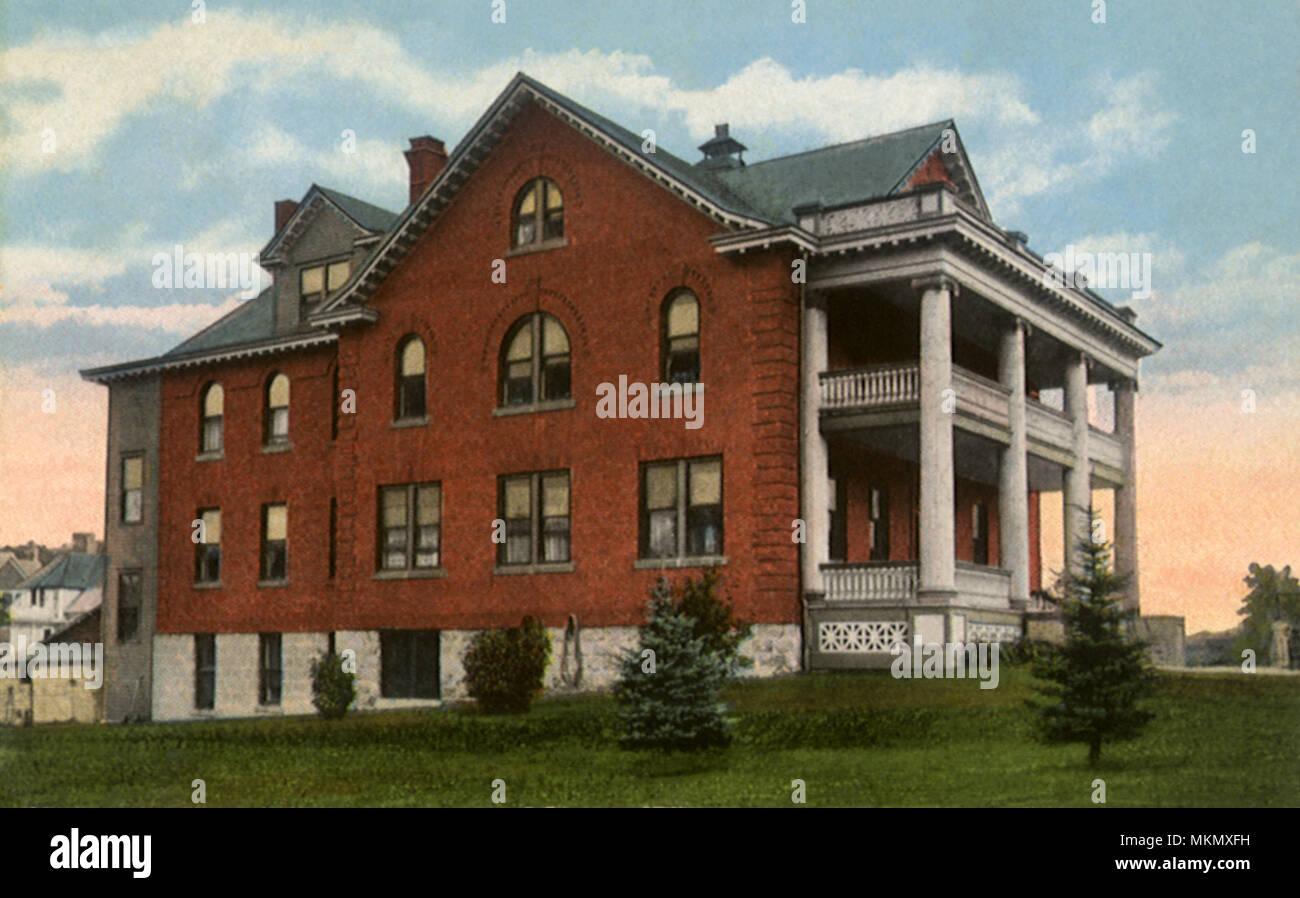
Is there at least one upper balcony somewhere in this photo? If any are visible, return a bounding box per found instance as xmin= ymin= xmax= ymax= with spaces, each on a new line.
xmin=818 ymin=362 xmax=1125 ymax=485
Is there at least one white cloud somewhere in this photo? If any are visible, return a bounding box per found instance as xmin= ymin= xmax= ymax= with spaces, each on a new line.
xmin=1 ymin=296 xmax=244 ymax=334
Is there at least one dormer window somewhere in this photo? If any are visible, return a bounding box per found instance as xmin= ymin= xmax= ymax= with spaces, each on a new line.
xmin=511 ymin=178 xmax=564 ymax=249
xmin=300 ymin=259 xmax=351 ymax=306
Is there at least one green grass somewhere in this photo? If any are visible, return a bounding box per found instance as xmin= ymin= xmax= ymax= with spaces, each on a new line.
xmin=2 ymin=668 xmax=1297 ymax=807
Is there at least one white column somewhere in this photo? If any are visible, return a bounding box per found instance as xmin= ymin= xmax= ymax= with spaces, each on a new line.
xmin=800 ymin=290 xmax=831 ymax=597
xmin=916 ymin=276 xmax=956 ymax=598
xmin=998 ymin=320 xmax=1030 ymax=603
xmin=1063 ymin=352 xmax=1091 ymax=579
xmin=1113 ymin=377 xmax=1139 ymax=612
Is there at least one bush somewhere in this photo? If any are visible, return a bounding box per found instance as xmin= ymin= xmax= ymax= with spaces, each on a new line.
xmin=463 ymin=616 xmax=552 ymax=714
xmin=310 ymin=651 xmax=357 ymax=720
xmin=671 ymin=567 xmax=752 ymax=672
xmin=614 ymin=581 xmax=734 ymax=752
xmin=999 ymin=638 xmax=1055 ymax=667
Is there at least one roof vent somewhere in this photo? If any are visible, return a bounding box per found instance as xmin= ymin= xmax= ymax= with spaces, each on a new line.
xmin=696 ymin=123 xmax=747 ymax=170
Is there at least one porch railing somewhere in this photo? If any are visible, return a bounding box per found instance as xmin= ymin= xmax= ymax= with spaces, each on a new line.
xmin=821 ymin=561 xmax=918 ymax=603
xmin=819 ymin=363 xmax=918 ymax=411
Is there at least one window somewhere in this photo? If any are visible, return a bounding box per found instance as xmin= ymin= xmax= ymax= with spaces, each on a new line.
xmin=121 ymin=455 xmax=143 ymax=523
xmin=829 ymin=473 xmax=848 ymax=562
xmin=195 ymin=508 xmax=221 ymax=584
xmin=117 ymin=571 xmax=141 ymax=643
xmin=972 ymin=501 xmax=990 ymax=566
xmin=379 ymin=483 xmax=441 ymax=571
xmin=395 ymin=336 xmax=426 ymax=420
xmin=662 ymin=291 xmax=700 ymax=384
xmin=639 ymin=457 xmax=723 ymax=559
xmin=264 ymin=373 xmax=290 ymax=445
xmin=261 ymin=504 xmax=288 ymax=582
xmin=259 ymin=633 xmax=282 ymax=706
xmin=511 ymin=177 xmax=564 ymax=248
xmin=300 ymin=259 xmax=351 ymax=306
xmin=195 ymin=634 xmax=216 ymax=710
xmin=498 ymin=471 xmax=570 ymax=566
xmin=869 ymin=487 xmax=890 ymax=562
xmin=500 ymin=313 xmax=570 ymax=407
xmin=380 ymin=630 xmax=440 ymax=698
xmin=200 ymin=383 xmax=223 ymax=454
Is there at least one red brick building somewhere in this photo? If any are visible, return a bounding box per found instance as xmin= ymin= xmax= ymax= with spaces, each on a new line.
xmin=84 ymin=74 xmax=1158 ymax=721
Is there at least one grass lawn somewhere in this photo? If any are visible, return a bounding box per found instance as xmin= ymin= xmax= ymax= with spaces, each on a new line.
xmin=2 ymin=667 xmax=1297 ymax=807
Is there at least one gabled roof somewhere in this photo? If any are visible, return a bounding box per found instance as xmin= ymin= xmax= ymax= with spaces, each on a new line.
xmin=18 ymin=553 xmax=105 ymax=591
xmin=317 ymin=72 xmax=976 ymax=319
xmin=261 ymin=183 xmax=399 ymax=261
xmin=708 ymin=120 xmax=989 ymax=223
xmin=164 ymin=285 xmax=277 ymax=357
xmin=0 ymin=552 xmax=41 ymax=579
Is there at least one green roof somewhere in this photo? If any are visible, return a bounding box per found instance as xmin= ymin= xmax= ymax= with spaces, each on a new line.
xmin=707 ymin=121 xmax=952 ymax=223
xmin=317 ymin=185 xmax=401 ymax=233
xmin=20 ymin=553 xmax=105 ymax=591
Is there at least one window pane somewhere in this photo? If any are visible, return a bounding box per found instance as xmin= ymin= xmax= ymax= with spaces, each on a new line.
xmin=542 ymin=316 xmax=569 ymax=355
xmin=327 ymin=260 xmax=350 ymax=291
xmin=687 ymin=506 xmax=723 ymax=556
xmin=401 ymin=338 xmax=425 ymax=376
xmin=506 ymin=326 xmax=532 ymax=362
xmin=204 ymin=384 xmax=224 ymax=416
xmin=648 ymin=509 xmax=676 ymax=558
xmin=541 ymin=475 xmax=568 ymax=517
xmin=202 ymin=417 xmax=223 ymax=452
xmin=300 ymin=266 xmax=324 ymax=296
xmin=416 ymin=486 xmax=440 ymax=525
xmin=415 ymin=525 xmax=439 ymax=568
xmin=542 ymin=517 xmax=569 ymax=562
xmin=202 ymin=509 xmax=221 ymax=544
xmin=517 ymin=184 xmax=537 ymax=216
xmin=645 ymin=465 xmax=676 ymax=510
xmin=124 ymin=491 xmax=143 ymax=522
xmin=123 ymin=457 xmax=143 ymax=490
xmin=265 ymin=505 xmax=287 ymax=541
xmin=545 ymin=180 xmax=563 ymax=210
xmin=505 ymin=521 xmax=531 ymax=564
xmin=689 ymin=460 xmax=721 ymax=506
xmin=667 ymin=293 xmax=699 ymax=338
xmin=504 ymin=479 xmax=531 ymax=518
xmin=270 ymin=407 xmax=289 ymax=439
xmin=542 ymin=357 xmax=570 ymax=401
xmin=382 ymin=488 xmax=408 ymax=528
xmin=268 ymin=374 xmax=290 ymax=408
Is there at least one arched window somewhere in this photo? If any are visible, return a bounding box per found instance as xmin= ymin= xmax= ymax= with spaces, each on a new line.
xmin=511 ymin=177 xmax=564 ymax=248
xmin=662 ymin=290 xmax=700 ymax=384
xmin=264 ymin=373 xmax=290 ymax=446
xmin=395 ymin=336 xmax=427 ymax=420
xmin=500 ymin=313 xmax=570 ymax=407
xmin=200 ymin=383 xmax=224 ymax=454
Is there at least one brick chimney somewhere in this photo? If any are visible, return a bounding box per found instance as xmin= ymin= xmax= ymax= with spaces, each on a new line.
xmin=274 ymin=199 xmax=299 ymax=234
xmin=404 ymin=136 xmax=448 ymax=204
xmin=71 ymin=532 xmax=93 ymax=553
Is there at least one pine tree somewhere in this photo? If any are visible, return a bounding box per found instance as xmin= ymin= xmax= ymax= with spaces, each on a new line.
xmin=1028 ymin=521 xmax=1157 ymax=765
xmin=614 ymin=578 xmax=733 ymax=752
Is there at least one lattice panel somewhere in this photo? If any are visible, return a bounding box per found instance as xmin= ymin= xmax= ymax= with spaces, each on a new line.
xmin=818 ymin=621 xmax=908 ymax=653
xmin=967 ymin=622 xmax=1021 ymax=644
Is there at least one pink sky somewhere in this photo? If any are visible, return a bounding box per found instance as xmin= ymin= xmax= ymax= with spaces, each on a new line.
xmin=1 ymin=363 xmax=1291 ymax=635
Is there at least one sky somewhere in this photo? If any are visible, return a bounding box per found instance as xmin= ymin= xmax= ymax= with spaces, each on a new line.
xmin=0 ymin=0 xmax=1296 ymax=632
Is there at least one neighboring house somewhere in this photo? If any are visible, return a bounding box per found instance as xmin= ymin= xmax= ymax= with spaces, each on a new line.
xmin=0 ymin=552 xmax=42 ymax=629
xmin=3 ymin=553 xmax=106 ymax=650
xmin=82 ymin=73 xmax=1159 ymax=723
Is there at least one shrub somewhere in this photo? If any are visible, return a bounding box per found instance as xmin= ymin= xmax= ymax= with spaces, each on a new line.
xmin=614 ymin=580 xmax=733 ymax=752
xmin=463 ymin=616 xmax=552 ymax=714
xmin=310 ymin=651 xmax=356 ymax=720
xmin=671 ymin=567 xmax=752 ymax=673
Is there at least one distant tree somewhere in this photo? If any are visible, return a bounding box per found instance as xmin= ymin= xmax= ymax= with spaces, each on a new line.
xmin=1028 ymin=521 xmax=1157 ymax=765
xmin=1232 ymin=564 xmax=1300 ymax=664
xmin=614 ymin=579 xmax=733 ymax=752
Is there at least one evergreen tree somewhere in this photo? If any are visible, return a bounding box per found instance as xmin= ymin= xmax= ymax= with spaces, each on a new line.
xmin=1028 ymin=521 xmax=1157 ymax=765
xmin=614 ymin=578 xmax=733 ymax=752
xmin=1232 ymin=563 xmax=1300 ymax=664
